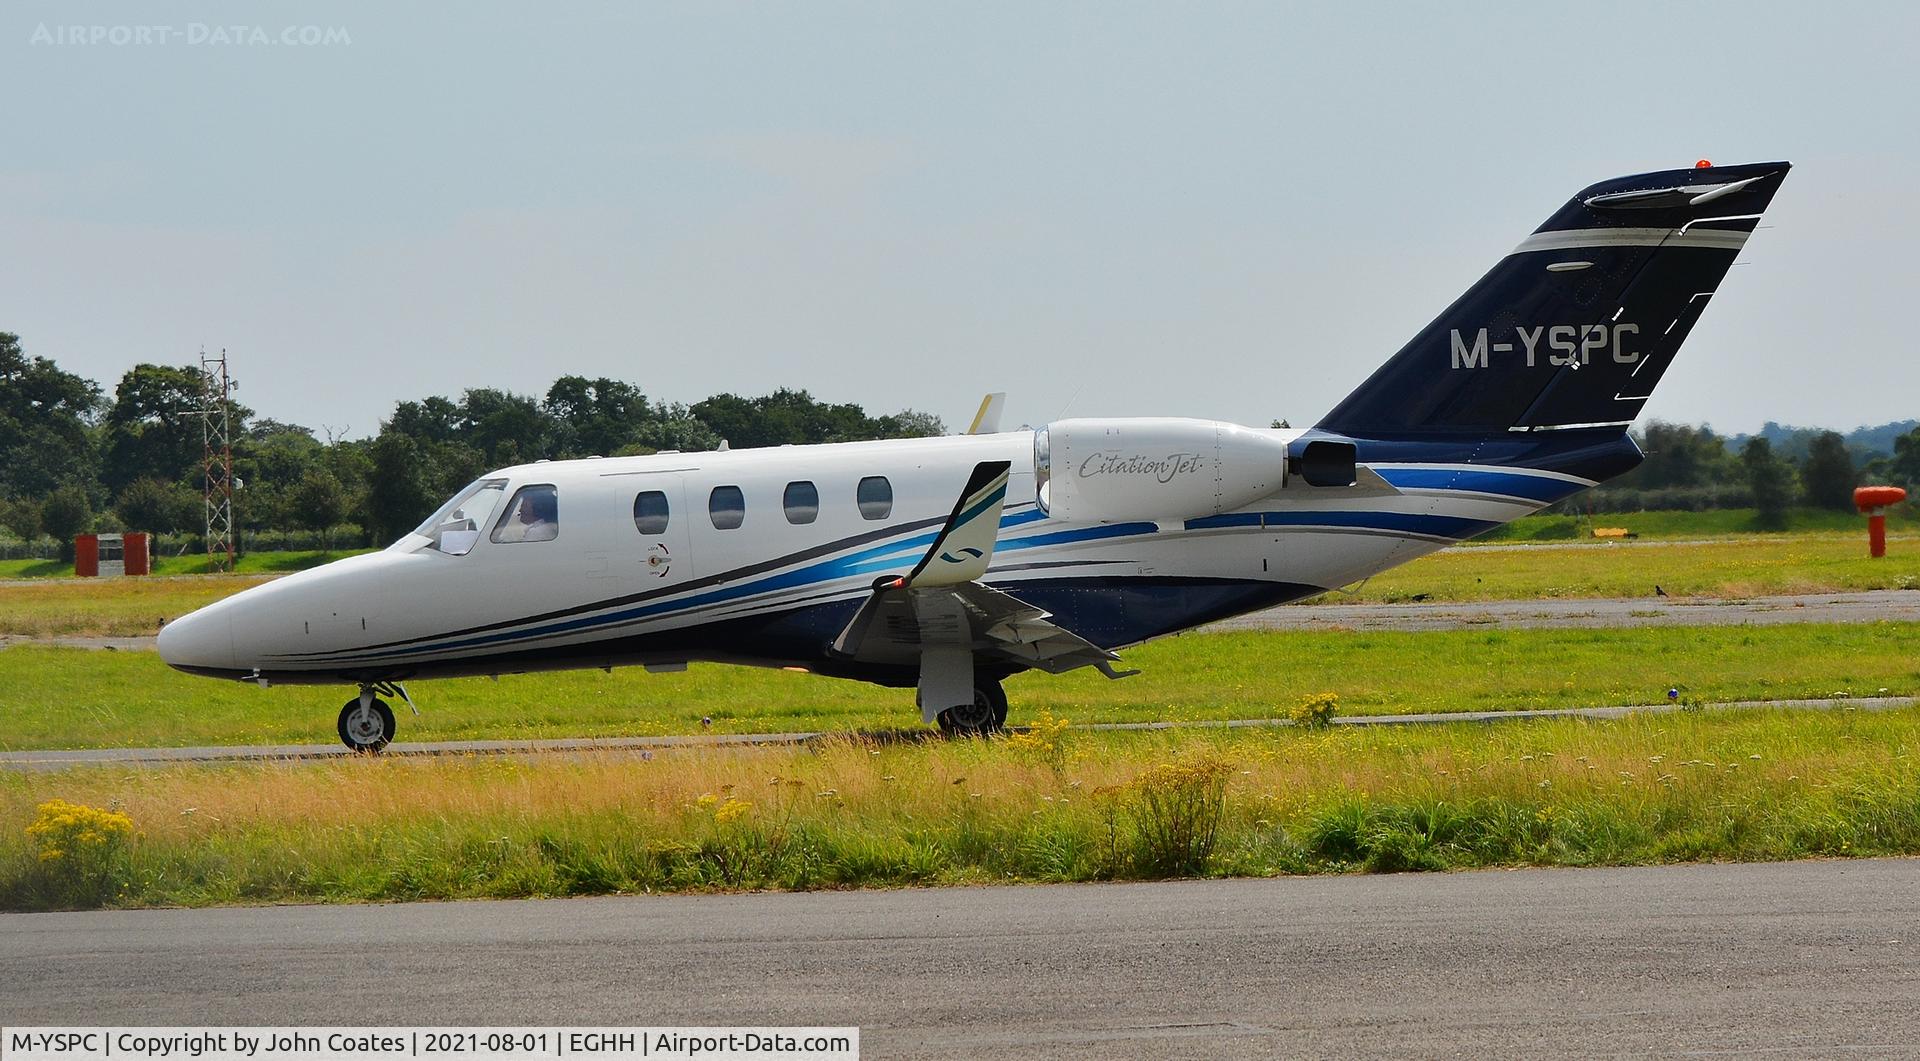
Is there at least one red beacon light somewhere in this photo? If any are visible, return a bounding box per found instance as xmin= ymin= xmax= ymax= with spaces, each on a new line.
xmin=1853 ymin=485 xmax=1907 ymax=558
xmin=1695 ymin=159 xmax=1713 ymax=169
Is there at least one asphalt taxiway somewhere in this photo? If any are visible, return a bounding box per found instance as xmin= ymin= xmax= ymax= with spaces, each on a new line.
xmin=4 ymin=858 xmax=1917 ymax=1057
xmin=4 ymin=696 xmax=1912 ymax=771
xmin=1213 ymin=588 xmax=1920 ymax=632
xmin=8 ymin=589 xmax=1918 ymax=655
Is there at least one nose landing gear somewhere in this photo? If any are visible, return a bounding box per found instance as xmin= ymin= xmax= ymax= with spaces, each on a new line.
xmin=337 ymin=682 xmax=414 ymax=753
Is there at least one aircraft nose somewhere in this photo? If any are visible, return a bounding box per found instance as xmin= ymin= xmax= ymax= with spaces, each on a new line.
xmin=157 ymin=607 xmax=237 ymax=674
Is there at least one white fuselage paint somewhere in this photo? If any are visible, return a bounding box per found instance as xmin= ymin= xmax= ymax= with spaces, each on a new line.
xmin=156 ymin=428 xmax=1585 ymax=683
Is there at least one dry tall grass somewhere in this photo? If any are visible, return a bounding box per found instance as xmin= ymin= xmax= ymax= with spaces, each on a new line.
xmin=4 ymin=706 xmax=1916 ymax=909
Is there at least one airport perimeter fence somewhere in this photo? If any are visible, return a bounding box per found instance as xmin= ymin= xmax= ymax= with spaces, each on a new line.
xmin=0 ymin=537 xmax=61 ymax=561
xmin=145 ymin=527 xmax=374 ymax=557
xmin=0 ymin=527 xmax=373 ymax=564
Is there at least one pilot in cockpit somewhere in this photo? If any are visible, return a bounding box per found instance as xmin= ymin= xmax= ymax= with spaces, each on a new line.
xmin=492 ymin=486 xmax=558 ymax=544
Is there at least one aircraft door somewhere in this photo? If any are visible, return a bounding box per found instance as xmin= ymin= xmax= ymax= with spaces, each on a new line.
xmin=626 ymin=475 xmax=694 ymax=586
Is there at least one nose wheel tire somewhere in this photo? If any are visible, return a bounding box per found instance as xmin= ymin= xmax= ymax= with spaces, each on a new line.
xmin=936 ymin=679 xmax=1009 ymax=737
xmin=338 ymin=697 xmax=396 ymax=753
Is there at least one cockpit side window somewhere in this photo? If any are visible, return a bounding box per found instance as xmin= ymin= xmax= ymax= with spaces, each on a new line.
xmin=491 ymin=484 xmax=560 ymax=544
xmin=418 ymin=478 xmax=507 ymax=556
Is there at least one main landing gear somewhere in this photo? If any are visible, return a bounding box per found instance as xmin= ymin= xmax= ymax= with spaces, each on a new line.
xmin=337 ymin=682 xmax=414 ymax=753
xmin=936 ymin=678 xmax=1009 ymax=738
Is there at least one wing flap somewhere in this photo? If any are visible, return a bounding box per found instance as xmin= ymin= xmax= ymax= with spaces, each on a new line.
xmin=826 ymin=456 xmax=1136 ymax=680
xmin=832 ymin=579 xmax=1132 ymax=677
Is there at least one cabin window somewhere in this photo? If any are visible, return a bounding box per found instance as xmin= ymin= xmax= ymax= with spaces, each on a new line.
xmin=491 ymin=484 xmax=560 ymax=544
xmin=783 ymin=481 xmax=819 ymax=525
xmin=857 ymin=476 xmax=892 ymax=520
xmin=633 ymin=491 xmax=670 ymax=535
xmin=709 ymin=485 xmax=746 ymax=530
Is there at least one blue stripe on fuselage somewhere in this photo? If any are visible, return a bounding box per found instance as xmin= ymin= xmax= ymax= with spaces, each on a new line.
xmin=301 ymin=468 xmax=1555 ymax=666
xmin=329 ymin=516 xmax=1160 ymax=663
xmin=1372 ymin=467 xmax=1586 ymax=504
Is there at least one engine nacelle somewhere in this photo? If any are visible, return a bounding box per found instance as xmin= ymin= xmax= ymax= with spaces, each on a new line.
xmin=1034 ymin=417 xmax=1293 ymax=522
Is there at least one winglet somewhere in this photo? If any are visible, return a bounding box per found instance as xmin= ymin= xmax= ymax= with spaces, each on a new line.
xmin=967 ymin=393 xmax=1007 ymax=435
xmin=904 ymin=460 xmax=1012 ymax=587
xmin=829 ymin=459 xmax=1014 ymax=658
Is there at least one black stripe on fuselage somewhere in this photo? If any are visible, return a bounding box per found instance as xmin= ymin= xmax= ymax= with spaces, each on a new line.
xmin=272 ymin=510 xmax=953 ymax=660
xmin=219 ymin=575 xmax=1323 ymax=687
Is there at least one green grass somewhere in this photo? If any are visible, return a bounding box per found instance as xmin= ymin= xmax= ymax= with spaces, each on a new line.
xmin=1324 ymin=532 xmax=1920 ymax=604
xmin=0 ymin=558 xmax=74 ymax=579
xmin=3 ymin=623 xmax=1916 ymax=751
xmin=4 ymin=533 xmax=1918 ymax=639
xmin=1478 ymin=507 xmax=1919 ymax=542
xmin=4 ymin=704 xmax=1917 ymax=909
xmin=0 ymin=549 xmax=371 ymax=580
xmin=0 ymin=551 xmax=370 ymax=640
xmin=0 ymin=575 xmax=279 ymax=638
xmin=147 ymin=550 xmax=375 ymax=576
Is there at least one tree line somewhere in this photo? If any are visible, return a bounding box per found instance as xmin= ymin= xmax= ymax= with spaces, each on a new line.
xmin=1579 ymin=420 xmax=1920 ymax=529
xmin=4 ymin=329 xmax=1918 ymax=553
xmin=0 ymin=332 xmax=942 ymax=553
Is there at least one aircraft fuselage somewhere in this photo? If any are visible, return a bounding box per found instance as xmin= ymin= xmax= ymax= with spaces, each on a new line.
xmin=157 ymin=428 xmax=1611 ymax=688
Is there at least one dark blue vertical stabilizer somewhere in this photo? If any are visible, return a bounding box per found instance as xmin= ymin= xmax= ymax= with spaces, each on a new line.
xmin=1316 ymin=162 xmax=1790 ymax=442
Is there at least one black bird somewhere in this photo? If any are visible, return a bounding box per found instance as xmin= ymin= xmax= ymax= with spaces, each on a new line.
xmin=1655 ymin=585 xmax=1669 ymax=598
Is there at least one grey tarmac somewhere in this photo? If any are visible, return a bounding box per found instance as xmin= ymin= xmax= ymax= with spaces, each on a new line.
xmin=4 ymin=858 xmax=1919 ymax=1057
xmin=5 ymin=696 xmax=1914 ymax=771
xmin=7 ymin=590 xmax=1920 ymax=655
xmin=1210 ymin=588 xmax=1920 ymax=632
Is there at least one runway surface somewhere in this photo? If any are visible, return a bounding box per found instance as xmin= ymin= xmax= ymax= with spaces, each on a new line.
xmin=6 ymin=696 xmax=1913 ymax=771
xmin=5 ymin=858 xmax=1918 ymax=1057
xmin=1211 ymin=588 xmax=1920 ymax=632
xmin=7 ymin=589 xmax=1918 ymax=656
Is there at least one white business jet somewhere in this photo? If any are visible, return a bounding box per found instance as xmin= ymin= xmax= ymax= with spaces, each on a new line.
xmin=159 ymin=161 xmax=1790 ymax=749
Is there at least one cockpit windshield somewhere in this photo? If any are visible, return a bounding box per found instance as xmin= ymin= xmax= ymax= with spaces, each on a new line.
xmin=412 ymin=478 xmax=508 ymax=555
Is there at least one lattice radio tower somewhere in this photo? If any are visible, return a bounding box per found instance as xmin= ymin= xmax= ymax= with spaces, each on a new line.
xmin=198 ymin=349 xmax=237 ymax=573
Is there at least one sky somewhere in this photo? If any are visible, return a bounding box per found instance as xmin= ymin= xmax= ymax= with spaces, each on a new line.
xmin=3 ymin=1 xmax=1916 ymax=439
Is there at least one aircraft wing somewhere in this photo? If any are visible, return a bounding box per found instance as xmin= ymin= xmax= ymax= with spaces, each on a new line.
xmin=830 ymin=459 xmax=1137 ymax=683
xmin=831 ymin=577 xmax=1132 ymax=676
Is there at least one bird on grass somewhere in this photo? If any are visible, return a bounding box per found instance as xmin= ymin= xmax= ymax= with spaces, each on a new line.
xmin=1654 ymin=585 xmax=1669 ymax=598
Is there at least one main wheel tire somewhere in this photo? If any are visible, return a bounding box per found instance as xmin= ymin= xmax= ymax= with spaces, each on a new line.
xmin=936 ymin=679 xmax=1009 ymax=737
xmin=338 ymin=697 xmax=396 ymax=753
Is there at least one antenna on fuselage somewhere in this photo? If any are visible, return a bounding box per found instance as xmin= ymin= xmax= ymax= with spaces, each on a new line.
xmin=1054 ymin=380 xmax=1086 ymax=422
